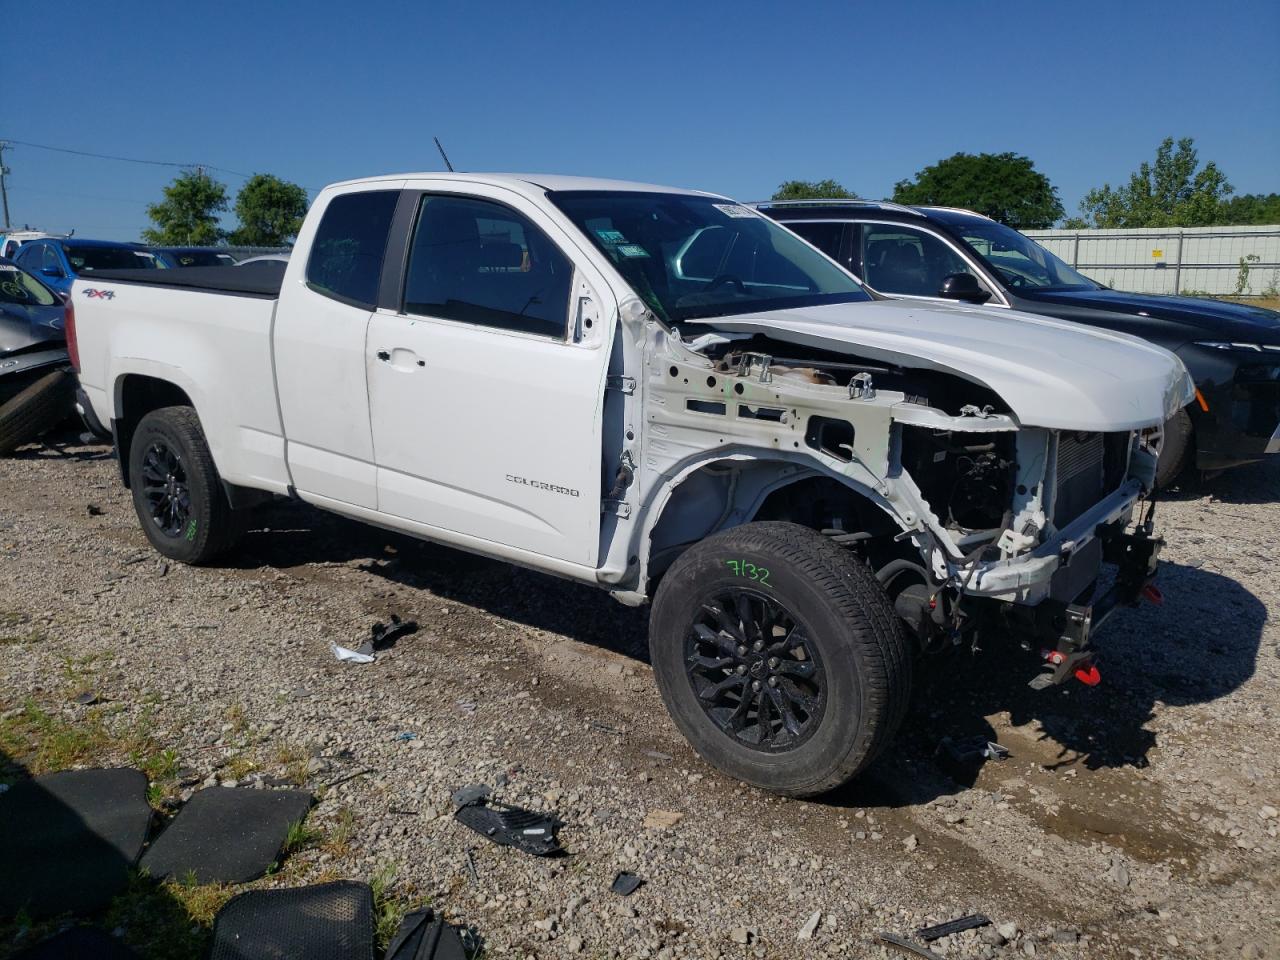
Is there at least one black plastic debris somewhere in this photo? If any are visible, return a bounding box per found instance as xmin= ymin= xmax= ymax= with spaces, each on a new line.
xmin=87 ymin=503 xmax=104 ymax=516
xmin=210 ymin=881 xmax=375 ymax=960
xmin=453 ymin=789 xmax=563 ymax=857
xmin=0 ymin=768 xmax=151 ymax=919
xmin=610 ymin=872 xmax=643 ymax=897
xmin=384 ymin=908 xmax=468 ymax=960
xmin=875 ymin=931 xmax=946 ymax=960
xmin=935 ymin=736 xmax=1009 ymax=782
xmin=916 ymin=914 xmax=991 ymax=941
xmin=15 ymin=926 xmax=143 ymax=959
xmin=140 ymin=786 xmax=313 ymax=884
xmin=370 ymin=614 xmax=418 ymax=650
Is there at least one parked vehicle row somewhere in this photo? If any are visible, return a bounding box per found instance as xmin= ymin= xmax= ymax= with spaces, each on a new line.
xmin=0 ymin=258 xmax=74 ymax=454
xmin=758 ymin=200 xmax=1280 ymax=486
xmin=70 ymin=172 xmax=1193 ymax=797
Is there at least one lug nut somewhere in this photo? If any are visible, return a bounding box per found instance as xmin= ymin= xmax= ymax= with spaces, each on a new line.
xmin=752 ymin=680 xmax=762 ymax=692
xmin=768 ymin=676 xmax=778 ymax=687
xmin=753 ymin=640 xmax=764 ymax=652
xmin=736 ymin=664 xmax=747 ymax=674
xmin=737 ymin=645 xmax=748 ymax=656
xmin=768 ymin=657 xmax=779 ymax=670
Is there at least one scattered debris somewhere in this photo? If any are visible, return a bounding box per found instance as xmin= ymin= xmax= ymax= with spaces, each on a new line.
xmin=86 ymin=503 xmax=103 ymax=516
xmin=330 ymin=640 xmax=376 ymax=664
xmin=917 ymin=914 xmax=991 ymax=941
xmin=798 ymin=909 xmax=822 ymax=941
xmin=370 ymin=613 xmax=418 ymax=650
xmin=453 ymin=788 xmax=564 ymax=857
xmin=455 ymin=700 xmax=478 ymax=715
xmin=610 ymin=871 xmax=643 ymax=897
xmin=643 ymin=809 xmax=683 ymax=830
xmin=876 ymin=931 xmax=947 ymax=960
xmin=385 ymin=907 xmax=468 ymax=960
xmin=935 ymin=736 xmax=1010 ymax=782
xmin=393 ymin=731 xmax=417 ymax=742
xmin=642 ymin=750 xmax=673 ymax=762
xmin=73 ymin=691 xmax=99 ymax=706
xmin=465 ymin=849 xmax=479 ymax=885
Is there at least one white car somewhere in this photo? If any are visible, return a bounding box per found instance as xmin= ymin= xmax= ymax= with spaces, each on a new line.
xmin=70 ymin=173 xmax=1192 ymax=796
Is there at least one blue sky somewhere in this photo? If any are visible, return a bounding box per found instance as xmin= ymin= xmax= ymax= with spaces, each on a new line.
xmin=5 ymin=0 xmax=1278 ymax=240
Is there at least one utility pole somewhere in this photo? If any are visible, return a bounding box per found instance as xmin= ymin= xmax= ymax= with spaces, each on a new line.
xmin=0 ymin=141 xmax=11 ymax=230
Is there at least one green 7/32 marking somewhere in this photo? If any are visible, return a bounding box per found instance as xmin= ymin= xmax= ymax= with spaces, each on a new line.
xmin=185 ymin=520 xmax=198 ymax=542
xmin=725 ymin=559 xmax=770 ymax=586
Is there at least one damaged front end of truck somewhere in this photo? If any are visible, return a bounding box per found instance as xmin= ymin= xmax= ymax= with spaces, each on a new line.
xmin=629 ymin=309 xmax=1188 ymax=689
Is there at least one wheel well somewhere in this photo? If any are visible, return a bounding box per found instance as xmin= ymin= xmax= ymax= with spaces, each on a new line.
xmin=114 ymin=375 xmax=193 ymax=487
xmin=646 ymin=464 xmax=899 ymax=593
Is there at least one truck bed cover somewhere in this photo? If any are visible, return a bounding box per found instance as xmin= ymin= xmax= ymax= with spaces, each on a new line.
xmin=83 ymin=264 xmax=285 ymax=299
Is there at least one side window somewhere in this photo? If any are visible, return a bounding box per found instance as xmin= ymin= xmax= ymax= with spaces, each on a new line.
xmin=862 ymin=226 xmax=974 ymax=297
xmin=305 ymin=190 xmax=398 ymax=308
xmin=43 ymin=244 xmax=62 ymax=275
xmin=786 ymin=222 xmax=848 ymax=269
xmin=14 ymin=243 xmax=37 ymax=268
xmin=403 ymin=195 xmax=572 ymax=338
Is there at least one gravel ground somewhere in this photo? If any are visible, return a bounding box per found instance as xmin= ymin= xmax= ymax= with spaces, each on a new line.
xmin=1 ymin=428 xmax=1277 ymax=959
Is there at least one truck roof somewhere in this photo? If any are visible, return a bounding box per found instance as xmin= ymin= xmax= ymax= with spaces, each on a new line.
xmin=323 ymin=172 xmax=723 ymax=198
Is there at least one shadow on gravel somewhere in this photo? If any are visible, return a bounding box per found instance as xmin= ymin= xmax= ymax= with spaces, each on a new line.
xmin=7 ymin=425 xmax=114 ymax=462
xmin=828 ymin=559 xmax=1266 ymax=810
xmin=230 ymin=499 xmax=652 ymax=663
xmin=1157 ymin=454 xmax=1280 ymax=505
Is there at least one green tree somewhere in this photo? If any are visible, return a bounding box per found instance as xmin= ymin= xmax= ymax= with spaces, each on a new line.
xmin=892 ymin=152 xmax=1064 ymax=229
xmin=771 ymin=179 xmax=858 ymax=201
xmin=230 ymin=174 xmax=309 ymax=246
xmin=1218 ymin=192 xmax=1280 ymax=226
xmin=1075 ymin=137 xmax=1232 ymax=228
xmin=142 ymin=170 xmax=228 ymax=245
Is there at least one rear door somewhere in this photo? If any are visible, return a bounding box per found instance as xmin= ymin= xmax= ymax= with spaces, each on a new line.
xmin=365 ymin=183 xmax=614 ymax=565
xmin=273 ymin=184 xmax=402 ymax=508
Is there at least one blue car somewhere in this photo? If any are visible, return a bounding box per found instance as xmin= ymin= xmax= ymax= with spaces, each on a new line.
xmin=12 ymin=237 xmax=159 ymax=297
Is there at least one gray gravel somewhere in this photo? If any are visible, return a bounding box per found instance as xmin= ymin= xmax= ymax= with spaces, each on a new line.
xmin=1 ymin=430 xmax=1278 ymax=958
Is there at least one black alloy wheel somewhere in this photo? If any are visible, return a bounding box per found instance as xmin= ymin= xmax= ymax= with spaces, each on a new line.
xmin=685 ymin=589 xmax=826 ymax=752
xmin=139 ymin=440 xmax=192 ymax=538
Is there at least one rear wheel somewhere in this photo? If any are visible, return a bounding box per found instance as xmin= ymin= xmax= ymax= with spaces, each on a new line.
xmin=128 ymin=406 xmax=245 ymax=564
xmin=0 ymin=369 xmax=74 ymax=456
xmin=649 ymin=522 xmax=911 ymax=797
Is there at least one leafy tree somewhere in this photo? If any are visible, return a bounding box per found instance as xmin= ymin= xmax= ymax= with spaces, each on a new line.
xmin=1218 ymin=192 xmax=1280 ymax=226
xmin=230 ymin=174 xmax=309 ymax=246
xmin=142 ymin=170 xmax=228 ymax=245
xmin=892 ymin=152 xmax=1063 ymax=229
xmin=771 ymin=179 xmax=858 ymax=201
xmin=1075 ymin=137 xmax=1232 ymax=228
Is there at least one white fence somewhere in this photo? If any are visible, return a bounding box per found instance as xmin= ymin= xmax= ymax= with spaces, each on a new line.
xmin=1023 ymin=225 xmax=1280 ymax=297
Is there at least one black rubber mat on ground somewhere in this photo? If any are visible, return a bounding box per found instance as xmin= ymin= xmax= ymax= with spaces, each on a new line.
xmin=384 ymin=908 xmax=468 ymax=960
xmin=14 ymin=926 xmax=143 ymax=959
xmin=139 ymin=787 xmax=312 ymax=884
xmin=210 ymin=881 xmax=375 ymax=960
xmin=0 ymin=768 xmax=151 ymax=919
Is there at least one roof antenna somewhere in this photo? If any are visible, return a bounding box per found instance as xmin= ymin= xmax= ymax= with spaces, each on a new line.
xmin=433 ymin=137 xmax=455 ymax=173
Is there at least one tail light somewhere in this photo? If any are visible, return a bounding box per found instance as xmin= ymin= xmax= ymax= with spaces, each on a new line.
xmin=64 ymin=297 xmax=80 ymax=372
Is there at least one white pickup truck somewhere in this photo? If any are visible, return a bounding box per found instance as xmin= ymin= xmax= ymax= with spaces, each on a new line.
xmin=72 ymin=173 xmax=1193 ymax=796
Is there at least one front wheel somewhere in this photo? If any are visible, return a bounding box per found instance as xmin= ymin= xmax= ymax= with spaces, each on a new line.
xmin=649 ymin=522 xmax=911 ymax=797
xmin=128 ymin=406 xmax=245 ymax=564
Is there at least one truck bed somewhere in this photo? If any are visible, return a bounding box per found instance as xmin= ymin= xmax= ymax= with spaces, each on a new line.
xmin=84 ymin=263 xmax=285 ymax=299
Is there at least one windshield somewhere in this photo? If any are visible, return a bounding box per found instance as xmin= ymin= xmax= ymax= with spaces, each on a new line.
xmin=65 ymin=245 xmax=158 ymax=272
xmin=163 ymin=250 xmax=237 ymax=267
xmin=951 ymin=219 xmax=1096 ymax=291
xmin=549 ymin=191 xmax=870 ymax=323
xmin=0 ymin=263 xmax=57 ymax=306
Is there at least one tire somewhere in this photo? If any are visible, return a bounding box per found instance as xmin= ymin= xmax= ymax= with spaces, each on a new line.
xmin=1154 ymin=407 xmax=1194 ymax=489
xmin=127 ymin=406 xmax=245 ymax=564
xmin=649 ymin=521 xmax=912 ymax=797
xmin=0 ymin=369 xmax=75 ymax=456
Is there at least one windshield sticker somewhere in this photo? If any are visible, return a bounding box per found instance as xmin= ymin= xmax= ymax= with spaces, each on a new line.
xmin=595 ymin=229 xmax=627 ymax=244
xmin=616 ymin=244 xmax=650 ymax=259
xmin=713 ymin=203 xmax=756 ymax=219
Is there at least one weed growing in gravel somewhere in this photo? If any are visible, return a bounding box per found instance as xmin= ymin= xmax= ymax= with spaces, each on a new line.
xmin=274 ymin=742 xmax=310 ymax=786
xmin=223 ymin=750 xmax=259 ymax=781
xmin=224 ymin=703 xmax=249 ymax=735
xmin=370 ymin=862 xmax=413 ymax=949
xmin=103 ymin=871 xmax=232 ymax=959
xmin=324 ymin=806 xmax=357 ymax=858
xmin=283 ymin=817 xmax=321 ymax=856
xmin=0 ymin=699 xmax=110 ymax=772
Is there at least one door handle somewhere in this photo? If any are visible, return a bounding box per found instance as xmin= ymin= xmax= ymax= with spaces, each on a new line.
xmin=376 ymin=350 xmax=391 ymax=362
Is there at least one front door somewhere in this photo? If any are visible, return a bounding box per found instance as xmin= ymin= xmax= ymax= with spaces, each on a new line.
xmin=365 ymin=186 xmax=612 ymax=566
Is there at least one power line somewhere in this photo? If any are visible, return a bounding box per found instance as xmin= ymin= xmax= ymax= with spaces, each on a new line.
xmin=1 ymin=137 xmax=255 ymax=180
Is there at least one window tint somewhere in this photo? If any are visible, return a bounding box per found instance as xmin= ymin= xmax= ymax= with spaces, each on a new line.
xmin=403 ymin=195 xmax=572 ymax=338
xmin=785 ymin=222 xmax=850 ymax=270
xmin=861 ymin=226 xmax=975 ymax=297
xmin=14 ymin=243 xmax=38 ymax=268
xmin=43 ymin=244 xmax=61 ymax=273
xmin=305 ymin=190 xmax=398 ymax=308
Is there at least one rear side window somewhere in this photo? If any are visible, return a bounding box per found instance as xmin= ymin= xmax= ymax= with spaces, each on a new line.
xmin=402 ymin=195 xmax=572 ymax=338
xmin=786 ymin=222 xmax=851 ymax=271
xmin=305 ymin=190 xmax=398 ymax=308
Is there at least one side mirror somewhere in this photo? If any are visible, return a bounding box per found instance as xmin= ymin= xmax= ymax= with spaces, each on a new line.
xmin=938 ymin=272 xmax=991 ymax=304
xmin=41 ymin=266 xmax=63 ymax=279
